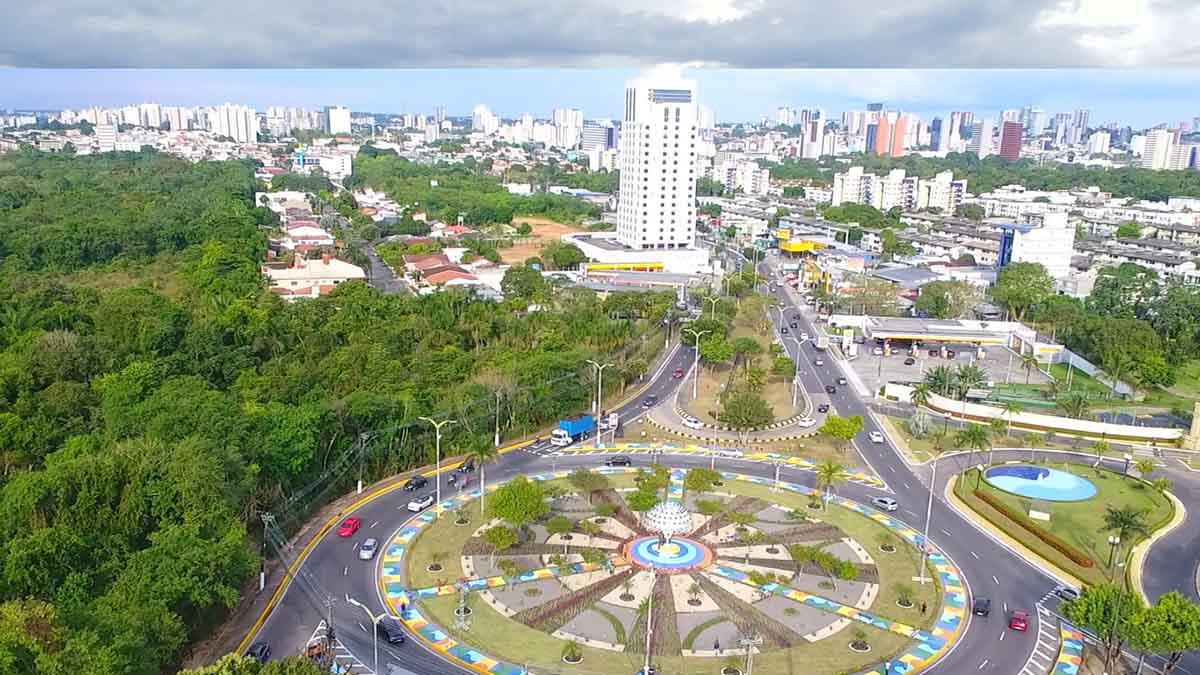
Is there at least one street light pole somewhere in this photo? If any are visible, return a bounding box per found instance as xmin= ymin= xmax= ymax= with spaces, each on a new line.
xmin=586 ymin=360 xmax=613 ymax=448
xmin=917 ymin=456 xmax=938 ymax=584
xmin=704 ymin=295 xmax=720 ymax=321
xmin=683 ymin=329 xmax=711 ymax=401
xmin=419 ymin=416 xmax=457 ymax=515
xmin=346 ymin=596 xmax=392 ymax=675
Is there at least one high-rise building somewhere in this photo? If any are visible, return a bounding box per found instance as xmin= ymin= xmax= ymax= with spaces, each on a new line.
xmin=889 ymin=114 xmax=907 ymax=157
xmin=968 ymin=119 xmax=993 ymax=158
xmin=917 ymin=171 xmax=968 ymax=213
xmin=998 ymin=121 xmax=1023 ymax=162
xmin=471 ymin=104 xmax=499 ymax=135
xmin=1001 ymin=109 xmax=1021 ymax=123
xmin=801 ymin=119 xmax=825 ymax=159
xmin=864 ymin=123 xmax=878 ymax=154
xmin=1027 ymin=108 xmax=1046 ymax=136
xmin=434 ymin=106 xmax=446 ymax=124
xmin=209 ymin=104 xmax=257 ymax=143
xmin=95 ymin=124 xmax=117 ymax=152
xmin=1168 ymin=144 xmax=1196 ymax=171
xmin=1142 ymin=129 xmax=1174 ymax=169
xmin=997 ymin=213 xmax=1075 ymax=281
xmin=616 ymin=70 xmax=697 ymax=250
xmin=552 ymin=107 xmax=583 ymax=148
xmin=776 ymin=106 xmax=797 ymax=127
xmin=324 ymin=106 xmax=351 ymax=135
xmin=139 ymin=103 xmax=162 ymax=129
xmin=1087 ymin=131 xmax=1111 ymax=155
xmin=929 ymin=117 xmax=945 ymax=151
xmin=872 ymin=116 xmax=891 ymax=156
xmin=866 ymin=102 xmax=884 ymax=112
xmin=581 ymin=120 xmax=617 ymax=151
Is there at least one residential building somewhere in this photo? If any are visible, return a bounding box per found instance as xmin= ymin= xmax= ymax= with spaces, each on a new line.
xmin=929 ymin=117 xmax=946 ymax=152
xmin=710 ymin=159 xmax=770 ymax=195
xmin=1087 ymin=131 xmax=1111 ymax=155
xmin=1168 ymin=144 xmax=1197 ymax=171
xmin=967 ymin=119 xmax=993 ymax=158
xmin=95 ymin=123 xmax=117 ymax=152
xmin=916 ymin=171 xmax=968 ymax=213
xmin=800 ymin=119 xmax=825 ymax=159
xmin=831 ymin=166 xmax=918 ymax=212
xmin=263 ymin=254 xmax=367 ymax=301
xmin=208 ymin=104 xmax=257 ymax=143
xmin=581 ymin=120 xmax=617 ymax=151
xmin=615 ymin=69 xmax=698 ymax=250
xmin=1142 ymin=129 xmax=1173 ymax=169
xmin=998 ymin=121 xmax=1022 ymax=161
xmin=471 ymin=104 xmax=499 ymax=135
xmin=831 ymin=166 xmax=869 ymax=206
xmin=324 ymin=106 xmax=351 ymax=135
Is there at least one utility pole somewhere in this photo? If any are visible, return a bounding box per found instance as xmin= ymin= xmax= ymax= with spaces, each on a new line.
xmin=683 ymin=328 xmax=711 ymax=401
xmin=356 ymin=432 xmax=369 ymax=495
xmin=643 ymin=574 xmax=655 ymax=675
xmin=493 ymin=390 xmax=502 ymax=449
xmin=586 ymin=360 xmax=613 ymax=449
xmin=917 ymin=455 xmax=938 ymax=584
xmin=419 ymin=417 xmax=457 ymax=516
xmin=259 ymin=513 xmax=276 ymax=592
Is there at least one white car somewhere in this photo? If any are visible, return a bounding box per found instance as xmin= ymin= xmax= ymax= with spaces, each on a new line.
xmin=359 ymin=537 xmax=379 ymax=561
xmin=800 ymin=332 xmax=809 ymax=341
xmin=872 ymin=347 xmax=884 ymax=356
xmin=814 ymin=358 xmax=825 ymax=366
xmin=407 ymin=494 xmax=435 ymax=512
xmin=871 ymin=497 xmax=899 ymax=512
xmin=868 ymin=431 xmax=885 ymax=443
xmin=682 ymin=415 xmax=705 ymax=430
xmin=717 ymin=449 xmax=744 ymax=459
xmin=797 ymin=417 xmax=817 ymax=428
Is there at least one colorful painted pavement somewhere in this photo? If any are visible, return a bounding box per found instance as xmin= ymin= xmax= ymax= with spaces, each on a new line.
xmin=1052 ymin=621 xmax=1084 ymax=675
xmin=556 ymin=443 xmax=888 ymax=489
xmin=378 ymin=468 xmax=964 ymax=675
xmin=405 ymin=558 xmax=626 ymax=600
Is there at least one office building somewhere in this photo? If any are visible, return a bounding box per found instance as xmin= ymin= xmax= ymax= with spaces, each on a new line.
xmin=582 ymin=120 xmax=617 ymax=151
xmin=1027 ymin=108 xmax=1047 ymax=136
xmin=1142 ymin=129 xmax=1174 ymax=170
xmin=616 ymin=70 xmax=698 ymax=250
xmin=324 ymin=106 xmax=351 ymax=135
xmin=997 ymin=212 xmax=1075 ymax=281
xmin=916 ymin=171 xmax=968 ymax=213
xmin=929 ymin=117 xmax=945 ymax=151
xmin=998 ymin=121 xmax=1023 ymax=162
xmin=867 ymin=102 xmax=884 ymax=112
xmin=1087 ymin=130 xmax=1111 ymax=155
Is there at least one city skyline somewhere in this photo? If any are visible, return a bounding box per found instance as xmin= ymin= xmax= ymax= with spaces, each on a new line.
xmin=2 ymin=68 xmax=1199 ymax=129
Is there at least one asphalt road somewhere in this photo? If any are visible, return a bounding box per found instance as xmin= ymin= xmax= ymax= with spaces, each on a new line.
xmin=245 ymin=248 xmax=1200 ymax=675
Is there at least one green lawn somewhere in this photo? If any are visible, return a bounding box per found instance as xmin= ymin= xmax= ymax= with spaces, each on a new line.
xmin=955 ymin=464 xmax=1173 ymax=588
xmin=684 ymin=309 xmax=796 ymax=425
xmin=1170 ymin=360 xmax=1200 ymax=399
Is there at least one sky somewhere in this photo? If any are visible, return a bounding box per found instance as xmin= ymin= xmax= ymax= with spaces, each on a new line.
xmin=2 ymin=68 xmax=1199 ymax=128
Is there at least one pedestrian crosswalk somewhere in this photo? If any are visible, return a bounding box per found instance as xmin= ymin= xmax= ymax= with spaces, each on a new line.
xmin=1017 ymin=604 xmax=1060 ymax=675
xmin=306 ymin=620 xmax=373 ymax=674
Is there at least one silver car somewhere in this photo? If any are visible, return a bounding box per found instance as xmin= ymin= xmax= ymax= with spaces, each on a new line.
xmin=871 ymin=497 xmax=899 ymax=512
xmin=359 ymin=537 xmax=379 ymax=561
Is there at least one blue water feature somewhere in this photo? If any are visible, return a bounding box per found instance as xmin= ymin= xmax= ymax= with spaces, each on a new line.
xmin=984 ymin=465 xmax=1097 ymax=502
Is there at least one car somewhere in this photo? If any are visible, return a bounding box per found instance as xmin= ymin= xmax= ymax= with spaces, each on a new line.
xmin=789 ymin=322 xmax=798 ymax=329
xmin=673 ymin=367 xmax=685 ymax=379
xmin=337 ymin=517 xmax=361 ymax=537
xmin=455 ymin=460 xmax=475 ymax=474
xmin=869 ymin=431 xmax=885 ymax=443
xmin=247 ymin=642 xmax=271 ymax=664
xmin=359 ymin=537 xmax=379 ymax=561
xmin=871 ymin=496 xmax=898 ymax=512
xmin=928 ymin=348 xmax=940 ymax=357
xmin=797 ymin=417 xmax=817 ymax=428
xmin=872 ymin=347 xmax=884 ymax=356
xmin=642 ymin=394 xmax=659 ymax=408
xmin=824 ymin=385 xmax=836 ymax=394
xmin=682 ymin=415 xmax=705 ymax=430
xmin=407 ymin=495 xmax=435 ymax=512
xmin=605 ymin=455 xmax=632 ymax=467
xmin=1054 ymin=586 xmax=1081 ymax=602
xmin=781 ymin=327 xmax=789 ymax=334
xmin=816 ymin=403 xmax=830 ymax=413
xmin=1008 ymin=610 xmax=1029 ymax=632
xmin=717 ymin=449 xmax=744 ymax=459
xmin=837 ymin=377 xmax=847 ymax=385
xmin=800 ymin=332 xmax=809 ymax=341
xmin=403 ymin=476 xmax=428 ymax=491
xmin=973 ymin=597 xmax=992 ymax=617
xmin=946 ymin=349 xmax=957 ymax=358
xmin=814 ymin=358 xmax=825 ymax=366
xmin=904 ymin=357 xmax=916 ymax=365
xmin=377 ymin=617 xmax=407 ymax=644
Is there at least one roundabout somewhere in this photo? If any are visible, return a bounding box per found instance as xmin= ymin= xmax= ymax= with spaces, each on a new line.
xmin=378 ymin=467 xmax=967 ymax=675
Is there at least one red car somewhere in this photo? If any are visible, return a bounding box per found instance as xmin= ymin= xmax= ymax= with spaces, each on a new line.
xmin=337 ymin=517 xmax=361 ymax=538
xmin=673 ymin=367 xmax=685 ymax=379
xmin=1007 ymin=611 xmax=1029 ymax=632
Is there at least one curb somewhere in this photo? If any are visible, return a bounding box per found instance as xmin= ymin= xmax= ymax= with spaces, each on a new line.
xmin=1128 ymin=488 xmax=1187 ymax=604
xmin=942 ymin=474 xmax=1086 ymax=591
xmin=644 ymin=413 xmax=821 ymax=443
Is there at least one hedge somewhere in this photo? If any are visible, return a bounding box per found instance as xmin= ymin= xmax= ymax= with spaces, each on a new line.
xmin=972 ymin=488 xmax=1095 ymax=568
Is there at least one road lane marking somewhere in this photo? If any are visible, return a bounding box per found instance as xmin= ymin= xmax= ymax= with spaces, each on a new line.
xmin=978 ymin=659 xmax=989 ymax=669
xmin=993 ymin=575 xmax=1000 ymax=585
xmin=359 ymin=621 xmax=368 ymax=633
xmin=370 ymin=520 xmax=379 ymax=528
xmin=343 ymin=566 xmax=349 ymax=576
xmin=999 ymin=631 xmax=1005 ymax=641
xmin=970 ymin=551 xmax=979 ymax=559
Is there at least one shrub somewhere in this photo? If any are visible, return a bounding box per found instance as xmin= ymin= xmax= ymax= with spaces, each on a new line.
xmin=972 ymin=488 xmax=1094 ymax=567
xmin=909 ymin=410 xmax=932 ymax=438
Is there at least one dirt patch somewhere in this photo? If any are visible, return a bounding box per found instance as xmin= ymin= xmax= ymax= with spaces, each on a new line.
xmin=500 ymin=218 xmax=585 ymax=264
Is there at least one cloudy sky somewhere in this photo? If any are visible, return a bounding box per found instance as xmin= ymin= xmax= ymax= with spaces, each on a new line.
xmin=2 ymin=0 xmax=1198 ymax=125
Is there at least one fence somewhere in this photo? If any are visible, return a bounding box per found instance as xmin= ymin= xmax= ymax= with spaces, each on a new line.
xmin=1045 ymin=348 xmax=1132 ymax=397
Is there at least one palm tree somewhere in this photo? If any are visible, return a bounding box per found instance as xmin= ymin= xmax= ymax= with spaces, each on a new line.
xmin=465 ymin=437 xmax=499 ymax=519
xmin=1002 ymin=401 xmax=1023 ymax=438
xmin=1102 ymin=505 xmax=1149 ymax=557
xmin=955 ymin=424 xmax=991 ymax=468
xmin=1134 ymin=458 xmax=1155 ymax=478
xmin=1057 ymin=392 xmax=1092 ymax=420
xmin=1020 ymin=353 xmax=1040 ymax=385
xmin=1092 ymin=439 xmax=1110 ymax=462
xmin=954 ymin=364 xmax=987 ymax=400
xmin=929 ymin=427 xmax=948 ymax=458
xmin=924 ymin=366 xmax=955 ymax=398
xmin=909 ymin=382 xmax=933 ymax=409
xmin=1151 ymin=477 xmax=1172 ymax=494
xmin=815 ymin=460 xmax=845 ymax=509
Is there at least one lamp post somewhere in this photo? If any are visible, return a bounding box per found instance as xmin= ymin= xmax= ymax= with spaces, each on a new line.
xmin=419 ymin=416 xmax=457 ymax=515
xmin=683 ymin=328 xmax=711 ymax=401
xmin=1107 ymin=535 xmax=1121 ymax=569
xmin=586 ymin=360 xmax=614 ymax=448
xmin=703 ymin=295 xmax=721 ymax=321
xmin=1122 ymin=452 xmax=1132 ymax=475
xmin=917 ymin=455 xmax=938 ymax=584
xmin=346 ymin=596 xmax=393 ymax=675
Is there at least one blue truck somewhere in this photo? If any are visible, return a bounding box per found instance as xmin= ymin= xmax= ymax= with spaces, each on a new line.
xmin=550 ymin=414 xmax=595 ymax=447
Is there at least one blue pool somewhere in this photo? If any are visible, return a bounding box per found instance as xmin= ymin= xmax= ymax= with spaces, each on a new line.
xmin=984 ymin=465 xmax=1097 ymax=502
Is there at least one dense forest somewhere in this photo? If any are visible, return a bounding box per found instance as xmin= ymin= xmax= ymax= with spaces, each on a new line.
xmin=766 ymin=153 xmax=1200 ymax=201
xmin=347 ymin=154 xmax=602 ymax=225
xmin=0 ymin=150 xmax=669 ymax=674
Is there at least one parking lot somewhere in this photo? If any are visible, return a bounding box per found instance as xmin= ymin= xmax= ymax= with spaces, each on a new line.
xmin=846 ymin=338 xmax=1053 ymax=393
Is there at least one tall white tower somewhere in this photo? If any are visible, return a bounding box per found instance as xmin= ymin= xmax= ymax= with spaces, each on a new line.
xmin=616 ymin=68 xmax=698 ymax=251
